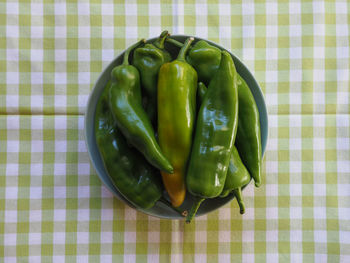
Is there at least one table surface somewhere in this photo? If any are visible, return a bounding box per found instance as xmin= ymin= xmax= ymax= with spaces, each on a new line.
xmin=1 ymin=0 xmax=349 ymax=262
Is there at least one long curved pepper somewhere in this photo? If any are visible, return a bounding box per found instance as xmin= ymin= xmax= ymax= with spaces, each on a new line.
xmin=108 ymin=39 xmax=173 ymax=174
xmin=186 ymin=51 xmax=239 ymax=223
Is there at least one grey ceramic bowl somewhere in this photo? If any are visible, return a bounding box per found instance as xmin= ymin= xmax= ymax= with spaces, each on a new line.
xmin=85 ymin=35 xmax=268 ymax=219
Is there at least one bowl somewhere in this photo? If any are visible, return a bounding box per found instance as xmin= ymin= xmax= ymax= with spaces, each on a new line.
xmin=85 ymin=35 xmax=268 ymax=219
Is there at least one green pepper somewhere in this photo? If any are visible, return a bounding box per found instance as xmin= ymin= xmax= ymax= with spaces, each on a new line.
xmin=95 ymin=82 xmax=162 ymax=209
xmin=133 ymin=31 xmax=172 ymax=124
xmin=157 ymin=37 xmax=197 ymax=207
xmin=220 ymin=146 xmax=251 ymax=214
xmin=186 ymin=51 xmax=239 ymax=222
xmin=197 ymin=82 xmax=207 ymax=111
xmin=166 ymin=38 xmax=221 ymax=86
xmin=109 ymin=39 xmax=173 ymax=174
xmin=167 ymin=38 xmax=262 ymax=187
xmin=196 ymin=81 xmax=251 ymax=214
xmin=187 ymin=40 xmax=221 ymax=85
xmin=236 ymin=75 xmax=262 ymax=187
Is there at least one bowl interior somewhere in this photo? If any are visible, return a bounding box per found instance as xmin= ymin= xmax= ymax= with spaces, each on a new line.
xmin=85 ymin=35 xmax=268 ymax=219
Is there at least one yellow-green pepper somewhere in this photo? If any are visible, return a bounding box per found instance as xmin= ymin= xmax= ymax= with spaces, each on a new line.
xmin=157 ymin=37 xmax=197 ymax=207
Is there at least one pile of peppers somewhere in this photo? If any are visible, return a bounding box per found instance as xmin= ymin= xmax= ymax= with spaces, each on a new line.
xmin=94 ymin=31 xmax=262 ymax=223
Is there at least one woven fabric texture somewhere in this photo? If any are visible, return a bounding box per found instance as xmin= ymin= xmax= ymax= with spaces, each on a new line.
xmin=1 ymin=0 xmax=349 ymax=262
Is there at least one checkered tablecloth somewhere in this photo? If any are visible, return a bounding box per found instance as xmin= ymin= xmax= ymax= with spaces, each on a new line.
xmin=1 ymin=0 xmax=349 ymax=262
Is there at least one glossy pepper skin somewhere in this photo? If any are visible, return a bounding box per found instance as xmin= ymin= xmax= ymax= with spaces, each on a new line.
xmin=196 ymin=81 xmax=251 ymax=214
xmin=220 ymin=146 xmax=251 ymax=214
xmin=157 ymin=37 xmax=197 ymax=207
xmin=235 ymin=75 xmax=262 ymax=187
xmin=186 ymin=51 xmax=239 ymax=222
xmin=132 ymin=31 xmax=172 ymax=124
xmin=95 ymin=82 xmax=162 ymax=209
xmin=109 ymin=39 xmax=173 ymax=174
xmin=165 ymin=38 xmax=221 ymax=86
xmin=187 ymin=40 xmax=221 ymax=85
xmin=168 ymin=38 xmax=262 ymax=187
xmin=196 ymin=82 xmax=207 ymax=111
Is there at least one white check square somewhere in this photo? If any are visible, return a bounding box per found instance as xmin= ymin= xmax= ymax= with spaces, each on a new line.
xmin=6 ymin=187 xmax=18 ymax=199
xmin=7 ymin=140 xmax=19 ymax=153
xmin=30 ymin=187 xmax=42 ymax=199
xmin=7 ymin=3 xmax=19 ymax=15
xmin=77 ymin=3 xmax=90 ymax=15
xmin=125 ymin=4 xmax=137 ymax=16
xmin=101 ymin=4 xmax=114 ymax=16
xmin=6 ymin=163 xmax=18 ymax=176
xmin=32 ymin=140 xmax=44 ymax=153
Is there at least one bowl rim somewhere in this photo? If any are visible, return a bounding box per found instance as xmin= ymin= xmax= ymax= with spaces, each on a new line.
xmin=84 ymin=34 xmax=268 ymax=219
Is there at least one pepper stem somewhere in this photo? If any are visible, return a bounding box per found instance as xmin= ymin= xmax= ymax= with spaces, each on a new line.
xmin=233 ymin=188 xmax=245 ymax=214
xmin=186 ymin=197 xmax=204 ymax=223
xmin=154 ymin=30 xmax=169 ymax=49
xmin=177 ymin=37 xmax=194 ymax=62
xmin=165 ymin=38 xmax=184 ymax=48
xmin=122 ymin=39 xmax=146 ymax=65
xmin=159 ymin=197 xmax=188 ymax=217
